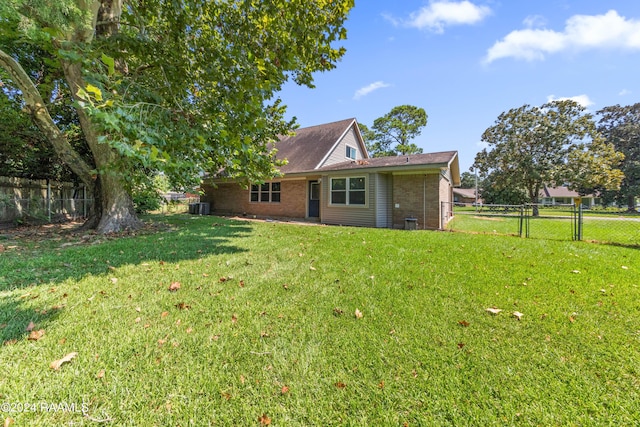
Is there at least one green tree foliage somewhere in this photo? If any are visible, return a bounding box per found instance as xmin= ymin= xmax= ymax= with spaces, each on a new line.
xmin=473 ymin=100 xmax=624 ymax=213
xmin=459 ymin=171 xmax=478 ymax=189
xmin=0 ymin=42 xmax=84 ymax=181
xmin=597 ymin=103 xmax=640 ymax=211
xmin=0 ymin=0 xmax=353 ymax=232
xmin=0 ymin=93 xmax=61 ymax=179
xmin=360 ymin=105 xmax=427 ymax=157
xmin=479 ymin=172 xmax=527 ymax=205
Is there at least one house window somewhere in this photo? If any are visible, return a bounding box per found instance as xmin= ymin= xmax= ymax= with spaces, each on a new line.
xmin=346 ymin=145 xmax=357 ymax=160
xmin=330 ymin=177 xmax=366 ymax=205
xmin=250 ymin=182 xmax=281 ymax=203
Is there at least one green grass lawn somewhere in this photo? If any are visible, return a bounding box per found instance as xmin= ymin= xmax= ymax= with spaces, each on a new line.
xmin=1 ymin=215 xmax=639 ymax=425
xmin=448 ymin=212 xmax=640 ymax=246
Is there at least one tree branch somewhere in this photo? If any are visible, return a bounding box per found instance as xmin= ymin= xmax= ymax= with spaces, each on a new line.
xmin=0 ymin=48 xmax=96 ymax=191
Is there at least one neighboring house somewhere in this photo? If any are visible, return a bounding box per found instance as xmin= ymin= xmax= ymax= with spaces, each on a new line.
xmin=201 ymin=118 xmax=460 ymax=230
xmin=539 ymin=185 xmax=600 ymax=207
xmin=453 ymin=188 xmax=481 ymax=205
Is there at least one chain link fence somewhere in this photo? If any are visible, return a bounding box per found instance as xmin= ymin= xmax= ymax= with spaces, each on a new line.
xmin=444 ymin=202 xmax=640 ymax=247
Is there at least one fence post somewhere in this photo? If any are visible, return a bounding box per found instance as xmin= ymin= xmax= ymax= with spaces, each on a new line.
xmin=577 ymin=203 xmax=583 ymax=241
xmin=47 ymin=180 xmax=52 ymax=222
xmin=519 ymin=205 xmax=523 ymax=237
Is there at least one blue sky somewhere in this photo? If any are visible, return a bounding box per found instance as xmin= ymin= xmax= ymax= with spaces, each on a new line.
xmin=277 ymin=0 xmax=640 ymax=173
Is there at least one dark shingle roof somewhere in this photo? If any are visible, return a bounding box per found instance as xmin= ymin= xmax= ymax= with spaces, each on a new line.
xmin=314 ymin=151 xmax=458 ymax=173
xmin=274 ymin=118 xmax=358 ymax=174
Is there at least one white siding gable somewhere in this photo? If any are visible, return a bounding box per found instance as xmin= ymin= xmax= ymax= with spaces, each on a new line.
xmin=316 ymin=123 xmax=367 ymax=169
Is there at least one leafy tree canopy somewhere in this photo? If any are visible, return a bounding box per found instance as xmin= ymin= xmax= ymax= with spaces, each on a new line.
xmin=360 ymin=105 xmax=427 ymax=157
xmin=0 ymin=44 xmax=86 ymax=182
xmin=597 ymin=103 xmax=640 ymax=210
xmin=459 ymin=171 xmax=478 ymax=189
xmin=473 ymin=100 xmax=624 ymax=213
xmin=0 ymin=0 xmax=354 ymax=232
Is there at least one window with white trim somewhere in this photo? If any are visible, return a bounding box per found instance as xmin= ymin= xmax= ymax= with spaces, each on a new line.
xmin=250 ymin=182 xmax=281 ymax=203
xmin=346 ymin=145 xmax=357 ymax=160
xmin=330 ymin=177 xmax=366 ymax=205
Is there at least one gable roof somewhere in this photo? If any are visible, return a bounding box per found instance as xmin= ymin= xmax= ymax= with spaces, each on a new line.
xmin=275 ymin=118 xmax=365 ymax=174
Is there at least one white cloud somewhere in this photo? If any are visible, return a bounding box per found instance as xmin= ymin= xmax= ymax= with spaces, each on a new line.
xmin=485 ymin=10 xmax=640 ymax=63
xmin=546 ymin=94 xmax=594 ymax=108
xmin=523 ymin=15 xmax=547 ymax=29
xmin=390 ymin=1 xmax=491 ymax=34
xmin=353 ymin=81 xmax=391 ymax=100
xmin=619 ymin=89 xmax=631 ymax=96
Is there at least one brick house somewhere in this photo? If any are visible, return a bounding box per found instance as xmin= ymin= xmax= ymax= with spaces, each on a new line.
xmin=201 ymin=118 xmax=461 ymax=230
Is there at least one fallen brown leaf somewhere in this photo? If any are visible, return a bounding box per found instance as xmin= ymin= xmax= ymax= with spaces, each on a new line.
xmin=355 ymin=309 xmax=363 ymax=319
xmin=485 ymin=307 xmax=502 ymax=315
xmin=50 ymin=352 xmax=77 ymax=370
xmin=259 ymin=414 xmax=271 ymax=425
xmin=168 ymin=282 xmax=181 ymax=292
xmin=27 ymin=329 xmax=45 ymax=341
xmin=26 ymin=321 xmax=35 ymax=332
xmin=458 ymin=320 xmax=470 ymax=327
xmin=96 ymin=369 xmax=105 ymax=379
xmin=513 ymin=311 xmax=524 ymax=320
xmin=281 ymin=385 xmax=290 ymax=394
xmin=4 ymin=417 xmax=15 ymax=427
xmin=335 ymin=382 xmax=346 ymax=389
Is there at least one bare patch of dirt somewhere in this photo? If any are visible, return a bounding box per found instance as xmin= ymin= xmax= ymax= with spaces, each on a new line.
xmin=472 ymin=216 xmax=505 ymax=222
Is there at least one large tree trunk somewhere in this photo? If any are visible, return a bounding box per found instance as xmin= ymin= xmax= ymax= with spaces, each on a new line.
xmin=92 ymin=172 xmax=142 ymax=233
xmin=62 ymin=59 xmax=142 ymax=233
xmin=2 ymin=0 xmax=140 ymax=233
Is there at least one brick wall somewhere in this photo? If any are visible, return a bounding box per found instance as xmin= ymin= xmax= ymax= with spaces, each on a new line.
xmin=392 ymin=173 xmax=442 ymax=230
xmin=201 ymin=180 xmax=308 ymax=219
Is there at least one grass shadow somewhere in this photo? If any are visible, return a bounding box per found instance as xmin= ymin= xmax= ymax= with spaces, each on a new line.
xmin=0 ymin=214 xmax=253 ymax=292
xmin=0 ymin=295 xmax=63 ymax=345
